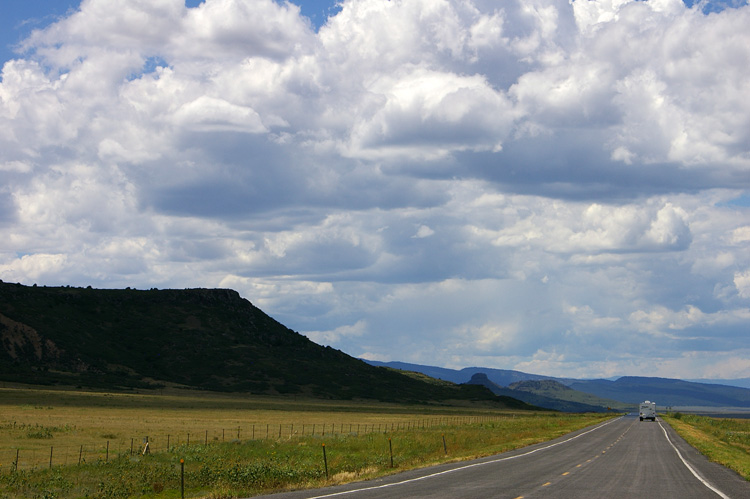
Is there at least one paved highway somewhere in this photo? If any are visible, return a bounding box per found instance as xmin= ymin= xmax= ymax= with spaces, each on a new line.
xmin=258 ymin=414 xmax=750 ymax=498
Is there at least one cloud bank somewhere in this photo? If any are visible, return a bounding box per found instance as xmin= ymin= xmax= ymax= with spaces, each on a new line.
xmin=1 ymin=0 xmax=749 ymax=379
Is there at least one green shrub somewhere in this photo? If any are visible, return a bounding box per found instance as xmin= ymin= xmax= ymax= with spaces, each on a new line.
xmin=26 ymin=427 xmax=54 ymax=439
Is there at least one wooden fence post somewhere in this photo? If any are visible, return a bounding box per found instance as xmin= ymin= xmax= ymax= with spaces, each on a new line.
xmin=180 ymin=459 xmax=185 ymax=499
xmin=322 ymin=443 xmax=328 ymax=478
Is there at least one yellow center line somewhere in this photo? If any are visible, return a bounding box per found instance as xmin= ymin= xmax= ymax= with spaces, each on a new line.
xmin=562 ymin=471 xmax=570 ymax=476
xmin=542 ymin=482 xmax=552 ymax=487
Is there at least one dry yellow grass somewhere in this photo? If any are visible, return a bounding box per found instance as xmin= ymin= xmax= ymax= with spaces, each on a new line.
xmin=0 ymin=386 xmax=614 ymax=498
xmin=0 ymin=385 xmax=521 ymax=470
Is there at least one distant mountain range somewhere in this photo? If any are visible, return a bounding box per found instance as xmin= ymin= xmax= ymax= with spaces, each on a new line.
xmin=465 ymin=373 xmax=626 ymax=413
xmin=4 ymin=282 xmax=748 ymax=414
xmin=364 ymin=360 xmax=750 ymax=411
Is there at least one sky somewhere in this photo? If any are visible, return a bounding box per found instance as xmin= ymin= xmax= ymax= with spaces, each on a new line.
xmin=1 ymin=0 xmax=749 ymax=381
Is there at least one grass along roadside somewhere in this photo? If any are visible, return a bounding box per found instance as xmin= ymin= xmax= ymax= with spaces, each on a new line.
xmin=0 ymin=386 xmax=615 ymax=498
xmin=0 ymin=385 xmax=538 ymax=469
xmin=662 ymin=413 xmax=750 ymax=481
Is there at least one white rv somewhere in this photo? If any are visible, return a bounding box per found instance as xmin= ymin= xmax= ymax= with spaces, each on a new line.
xmin=639 ymin=401 xmax=656 ymax=421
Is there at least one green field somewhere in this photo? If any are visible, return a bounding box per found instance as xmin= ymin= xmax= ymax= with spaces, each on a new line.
xmin=0 ymin=386 xmax=614 ymax=498
xmin=663 ymin=413 xmax=750 ymax=481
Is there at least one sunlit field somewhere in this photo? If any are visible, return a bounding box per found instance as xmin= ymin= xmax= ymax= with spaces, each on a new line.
xmin=0 ymin=386 xmax=613 ymax=498
xmin=664 ymin=413 xmax=750 ymax=481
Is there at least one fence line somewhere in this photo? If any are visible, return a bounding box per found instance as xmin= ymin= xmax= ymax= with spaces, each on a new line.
xmin=4 ymin=415 xmax=510 ymax=471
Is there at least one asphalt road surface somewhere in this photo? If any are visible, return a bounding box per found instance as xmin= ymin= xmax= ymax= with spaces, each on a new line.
xmin=256 ymin=414 xmax=750 ymax=498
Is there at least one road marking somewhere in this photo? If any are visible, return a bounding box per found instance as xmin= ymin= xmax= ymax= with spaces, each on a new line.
xmin=562 ymin=472 xmax=569 ymax=476
xmin=657 ymin=421 xmax=730 ymax=499
xmin=306 ymin=417 xmax=622 ymax=498
xmin=542 ymin=482 xmax=551 ymax=486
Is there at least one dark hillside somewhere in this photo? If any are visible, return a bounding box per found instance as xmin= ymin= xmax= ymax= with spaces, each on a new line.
xmin=0 ymin=282 xmax=505 ymax=404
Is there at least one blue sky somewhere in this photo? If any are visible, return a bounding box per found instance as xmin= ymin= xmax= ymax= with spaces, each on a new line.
xmin=0 ymin=1 xmax=339 ymax=64
xmin=1 ymin=0 xmax=749 ymax=381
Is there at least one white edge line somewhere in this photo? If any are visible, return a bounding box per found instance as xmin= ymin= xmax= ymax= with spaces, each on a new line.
xmin=307 ymin=417 xmax=621 ymax=498
xmin=658 ymin=421 xmax=730 ymax=499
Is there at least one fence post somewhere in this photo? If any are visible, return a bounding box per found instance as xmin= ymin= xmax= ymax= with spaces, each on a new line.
xmin=322 ymin=443 xmax=328 ymax=478
xmin=106 ymin=441 xmax=109 ymax=462
xmin=389 ymin=438 xmax=394 ymax=468
xmin=49 ymin=446 xmax=53 ymax=468
xmin=205 ymin=430 xmax=208 ymax=445
xmin=442 ymin=434 xmax=447 ymax=455
xmin=180 ymin=459 xmax=185 ymax=499
xmin=13 ymin=448 xmax=19 ymax=472
xmin=79 ymin=445 xmax=83 ymax=465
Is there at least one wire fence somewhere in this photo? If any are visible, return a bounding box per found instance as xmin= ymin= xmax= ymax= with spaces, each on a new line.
xmin=4 ymin=415 xmax=508 ymax=471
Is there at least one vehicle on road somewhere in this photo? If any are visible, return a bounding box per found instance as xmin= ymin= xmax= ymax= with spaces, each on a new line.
xmin=640 ymin=401 xmax=656 ymax=421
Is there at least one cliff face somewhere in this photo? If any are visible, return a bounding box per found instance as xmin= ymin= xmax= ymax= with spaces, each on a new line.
xmin=0 ymin=282 xmax=502 ymax=404
xmin=1 ymin=312 xmax=62 ymax=362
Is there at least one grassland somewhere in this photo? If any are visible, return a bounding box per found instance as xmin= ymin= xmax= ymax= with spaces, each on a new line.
xmin=0 ymin=385 xmax=614 ymax=498
xmin=663 ymin=413 xmax=750 ymax=481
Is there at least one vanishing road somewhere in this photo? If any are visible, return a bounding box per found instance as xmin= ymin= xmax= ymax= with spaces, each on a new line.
xmin=258 ymin=414 xmax=750 ymax=498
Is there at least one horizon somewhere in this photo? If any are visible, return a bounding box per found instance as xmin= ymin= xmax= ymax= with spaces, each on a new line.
xmin=4 ymin=279 xmax=750 ymax=387
xmin=1 ymin=0 xmax=749 ymax=381
xmin=364 ymin=358 xmax=750 ymax=387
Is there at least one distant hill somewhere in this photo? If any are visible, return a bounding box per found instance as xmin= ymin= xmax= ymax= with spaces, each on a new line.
xmin=507 ymin=379 xmax=630 ymax=412
xmin=364 ymin=361 xmax=550 ymax=386
xmin=568 ymin=377 xmax=750 ymax=408
xmin=687 ymin=378 xmax=750 ymax=390
xmin=0 ymin=282 xmax=517 ymax=406
xmin=364 ymin=360 xmax=750 ymax=409
xmin=465 ymin=374 xmax=615 ymax=412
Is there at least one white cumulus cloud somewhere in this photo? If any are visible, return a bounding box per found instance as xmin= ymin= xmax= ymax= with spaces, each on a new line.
xmin=1 ymin=0 xmax=749 ymax=380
